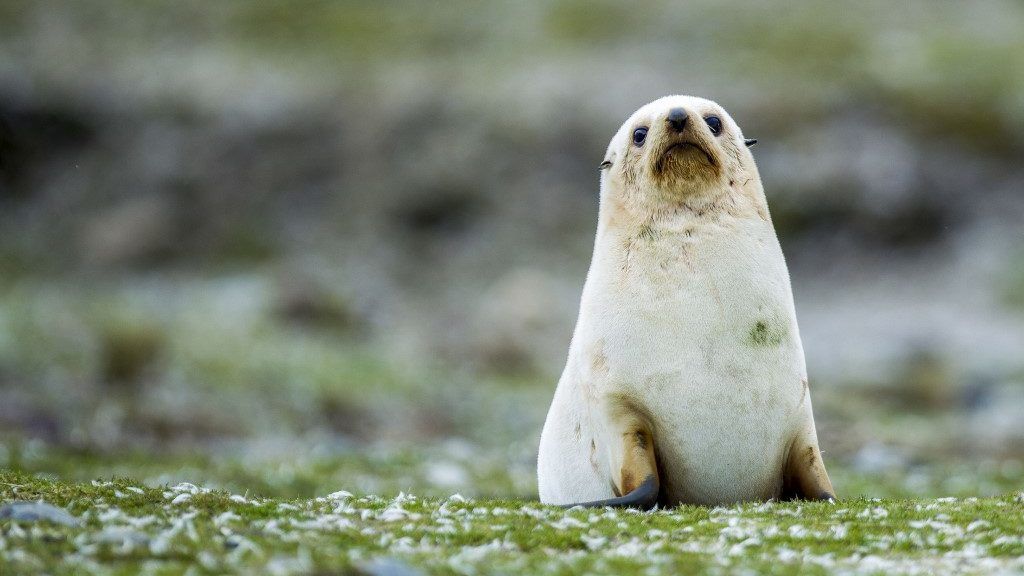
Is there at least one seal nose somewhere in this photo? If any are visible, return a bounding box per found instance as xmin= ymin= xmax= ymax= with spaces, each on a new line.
xmin=666 ymin=108 xmax=688 ymax=132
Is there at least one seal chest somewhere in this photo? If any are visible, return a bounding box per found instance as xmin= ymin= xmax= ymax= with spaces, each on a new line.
xmin=537 ymin=95 xmax=835 ymax=507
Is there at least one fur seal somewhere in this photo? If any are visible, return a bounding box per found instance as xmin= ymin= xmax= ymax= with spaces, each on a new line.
xmin=537 ymin=95 xmax=835 ymax=508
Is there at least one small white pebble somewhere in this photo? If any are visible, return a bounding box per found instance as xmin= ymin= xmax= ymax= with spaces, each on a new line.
xmin=967 ymin=520 xmax=991 ymax=532
xmin=581 ymin=534 xmax=607 ymax=550
xmin=214 ymin=511 xmax=239 ymax=526
xmin=379 ymin=508 xmax=408 ymax=522
xmin=171 ymin=483 xmax=199 ymax=495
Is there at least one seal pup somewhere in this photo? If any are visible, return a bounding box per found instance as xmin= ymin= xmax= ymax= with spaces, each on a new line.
xmin=537 ymin=95 xmax=835 ymax=508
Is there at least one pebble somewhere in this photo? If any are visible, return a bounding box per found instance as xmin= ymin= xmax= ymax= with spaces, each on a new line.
xmin=0 ymin=501 xmax=80 ymax=526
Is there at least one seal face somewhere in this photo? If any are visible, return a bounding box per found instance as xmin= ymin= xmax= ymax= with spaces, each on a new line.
xmin=537 ymin=95 xmax=834 ymax=508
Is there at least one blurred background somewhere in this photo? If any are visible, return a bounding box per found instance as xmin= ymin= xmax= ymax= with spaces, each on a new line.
xmin=1 ymin=0 xmax=1023 ymax=500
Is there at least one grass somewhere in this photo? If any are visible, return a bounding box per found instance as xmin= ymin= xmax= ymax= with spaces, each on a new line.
xmin=1 ymin=469 xmax=1023 ymax=575
xmin=0 ymin=438 xmax=538 ymax=503
xmin=2 ymin=2 xmax=1024 ymax=573
xmin=3 ymin=274 xmax=1024 ymax=573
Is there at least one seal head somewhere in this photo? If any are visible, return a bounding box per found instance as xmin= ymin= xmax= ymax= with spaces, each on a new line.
xmin=600 ymin=95 xmax=756 ymax=211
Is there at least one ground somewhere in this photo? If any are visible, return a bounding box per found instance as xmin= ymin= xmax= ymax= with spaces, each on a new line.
xmin=3 ymin=2 xmax=1024 ymax=574
xmin=1 ymin=469 xmax=1023 ymax=575
xmin=1 ymin=274 xmax=1023 ymax=574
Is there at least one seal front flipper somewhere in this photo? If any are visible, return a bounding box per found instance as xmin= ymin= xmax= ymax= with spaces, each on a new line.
xmin=561 ymin=404 xmax=660 ymax=510
xmin=781 ymin=429 xmax=836 ymax=501
xmin=561 ymin=474 xmax=658 ymax=510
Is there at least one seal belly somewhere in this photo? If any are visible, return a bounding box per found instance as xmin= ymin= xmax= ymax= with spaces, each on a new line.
xmin=652 ymin=380 xmax=797 ymax=504
xmin=597 ymin=327 xmax=804 ymax=504
xmin=582 ymin=220 xmax=806 ymax=505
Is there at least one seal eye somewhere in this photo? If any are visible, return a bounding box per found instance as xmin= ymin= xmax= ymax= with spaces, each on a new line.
xmin=632 ymin=127 xmax=648 ymax=146
xmin=704 ymin=116 xmax=722 ymax=136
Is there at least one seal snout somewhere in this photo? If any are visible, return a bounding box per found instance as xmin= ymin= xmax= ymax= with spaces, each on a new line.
xmin=653 ymin=105 xmax=717 ymax=176
xmin=666 ymin=108 xmax=689 ymax=132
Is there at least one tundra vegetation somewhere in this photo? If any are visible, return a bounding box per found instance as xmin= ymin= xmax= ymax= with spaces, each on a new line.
xmin=2 ymin=1 xmax=1024 ymax=574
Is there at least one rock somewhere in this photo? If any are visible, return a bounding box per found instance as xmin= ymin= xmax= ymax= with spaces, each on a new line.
xmin=425 ymin=461 xmax=469 ymax=490
xmin=79 ymin=195 xmax=179 ymax=267
xmin=0 ymin=501 xmax=80 ymax=526
xmin=968 ymin=382 xmax=1024 ymax=453
xmin=273 ymin=271 xmax=361 ymax=333
xmin=94 ymin=526 xmax=150 ymax=546
xmin=471 ymin=267 xmax=574 ymax=375
xmin=852 ymin=442 xmax=909 ymax=474
xmin=359 ymin=558 xmax=425 ymax=576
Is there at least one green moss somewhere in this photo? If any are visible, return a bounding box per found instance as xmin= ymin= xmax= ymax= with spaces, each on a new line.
xmin=97 ymin=316 xmax=167 ymax=385
xmin=749 ymin=320 xmax=785 ymax=346
xmin=1 ymin=469 xmax=1023 ymax=574
xmin=1001 ymin=251 xmax=1024 ymax=310
xmin=545 ymin=0 xmax=645 ymax=43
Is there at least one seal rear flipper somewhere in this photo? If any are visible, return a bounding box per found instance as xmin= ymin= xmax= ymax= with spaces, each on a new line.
xmin=560 ymin=474 xmax=658 ymax=509
xmin=560 ymin=413 xmax=660 ymax=510
xmin=781 ymin=432 xmax=836 ymax=501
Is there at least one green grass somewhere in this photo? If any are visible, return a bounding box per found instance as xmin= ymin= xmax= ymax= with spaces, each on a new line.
xmin=1 ymin=469 xmax=1022 ymax=575
xmin=2 ymin=275 xmax=1024 ymax=573
xmin=0 ymin=438 xmax=538 ymax=502
xmin=2 ymin=273 xmax=1024 ymax=573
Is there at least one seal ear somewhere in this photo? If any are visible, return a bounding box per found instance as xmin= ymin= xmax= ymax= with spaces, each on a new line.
xmin=599 ymin=160 xmax=613 ymax=171
xmin=744 ymin=139 xmax=758 ymax=147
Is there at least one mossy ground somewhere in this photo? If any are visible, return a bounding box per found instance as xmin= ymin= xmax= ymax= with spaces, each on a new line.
xmin=1 ymin=468 xmax=1023 ymax=575
xmin=2 ymin=276 xmax=1024 ymax=574
xmin=2 ymin=3 xmax=1024 ymax=573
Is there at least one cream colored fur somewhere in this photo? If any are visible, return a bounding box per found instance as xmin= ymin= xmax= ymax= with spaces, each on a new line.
xmin=537 ymin=95 xmax=826 ymax=506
